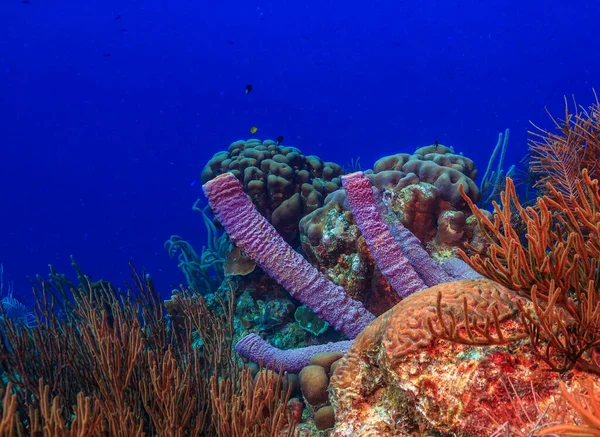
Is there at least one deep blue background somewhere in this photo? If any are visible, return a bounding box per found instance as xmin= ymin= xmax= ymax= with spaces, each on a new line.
xmin=1 ymin=0 xmax=598 ymax=303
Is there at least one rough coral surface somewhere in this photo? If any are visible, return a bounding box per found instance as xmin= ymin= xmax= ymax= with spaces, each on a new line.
xmin=201 ymin=138 xmax=343 ymax=241
xmin=298 ymin=191 xmax=398 ymax=316
xmin=329 ymin=279 xmax=599 ymax=436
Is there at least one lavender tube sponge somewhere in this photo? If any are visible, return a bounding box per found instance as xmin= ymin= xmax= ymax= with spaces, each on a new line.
xmin=386 ymin=220 xmax=454 ymax=286
xmin=235 ymin=334 xmax=353 ymax=373
xmin=203 ymin=173 xmax=375 ymax=339
xmin=342 ymin=172 xmax=427 ymax=298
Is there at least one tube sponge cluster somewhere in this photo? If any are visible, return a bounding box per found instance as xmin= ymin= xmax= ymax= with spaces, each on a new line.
xmin=342 ymin=172 xmax=427 ymax=298
xmin=203 ymin=172 xmax=375 ymax=339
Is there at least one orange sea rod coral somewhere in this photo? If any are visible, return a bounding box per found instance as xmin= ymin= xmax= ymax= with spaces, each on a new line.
xmin=458 ymin=169 xmax=600 ymax=373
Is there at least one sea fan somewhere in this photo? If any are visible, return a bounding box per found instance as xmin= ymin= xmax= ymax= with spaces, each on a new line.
xmin=528 ymin=92 xmax=600 ymax=207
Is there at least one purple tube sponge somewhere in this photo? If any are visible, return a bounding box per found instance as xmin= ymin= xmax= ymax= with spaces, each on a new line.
xmin=235 ymin=333 xmax=353 ymax=373
xmin=203 ymin=172 xmax=375 ymax=339
xmin=386 ymin=219 xmax=454 ymax=286
xmin=441 ymin=257 xmax=484 ymax=280
xmin=342 ymin=172 xmax=426 ymax=298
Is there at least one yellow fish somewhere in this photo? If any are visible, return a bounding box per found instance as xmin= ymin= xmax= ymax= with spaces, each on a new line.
xmin=250 ymin=126 xmax=258 ymax=134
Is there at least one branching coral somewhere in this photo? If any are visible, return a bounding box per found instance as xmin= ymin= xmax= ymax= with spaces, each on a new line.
xmin=458 ymin=169 xmax=600 ymax=373
xmin=211 ymin=362 xmax=297 ymax=437
xmin=0 ymin=266 xmax=297 ymax=435
xmin=539 ymin=378 xmax=600 ymax=436
xmin=478 ymin=128 xmax=515 ymax=209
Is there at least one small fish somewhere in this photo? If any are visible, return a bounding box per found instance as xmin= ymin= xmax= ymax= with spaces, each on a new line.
xmin=114 ymin=14 xmax=121 ymax=20
xmin=302 ymin=35 xmax=310 ymax=40
xmin=276 ymin=135 xmax=284 ymax=145
xmin=120 ymin=29 xmax=128 ymax=33
xmin=102 ymin=53 xmax=112 ymax=57
xmin=433 ymin=140 xmax=439 ymax=150
xmin=226 ymin=40 xmax=234 ymax=44
xmin=250 ymin=126 xmax=258 ymax=134
xmin=245 ymin=84 xmax=253 ymax=95
xmin=22 ymin=0 xmax=30 ymax=4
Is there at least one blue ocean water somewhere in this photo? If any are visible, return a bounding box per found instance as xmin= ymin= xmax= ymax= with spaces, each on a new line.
xmin=0 ymin=0 xmax=597 ymax=305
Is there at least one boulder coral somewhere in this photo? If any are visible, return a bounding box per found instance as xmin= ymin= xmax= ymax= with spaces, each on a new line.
xmin=201 ymin=139 xmax=343 ymax=242
xmin=372 ymin=144 xmax=479 ymax=209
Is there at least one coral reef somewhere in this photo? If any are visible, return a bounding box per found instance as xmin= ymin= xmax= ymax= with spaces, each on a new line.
xmin=342 ymin=172 xmax=428 ymax=299
xmin=203 ymin=171 xmax=375 ymax=339
xmin=0 ymin=266 xmax=298 ymax=436
xmin=459 ymin=168 xmax=600 ymax=373
xmin=298 ymin=190 xmax=397 ymax=315
xmin=204 ymin=170 xmax=481 ymax=371
xmin=201 ymin=151 xmax=600 ymax=434
xmin=298 ymin=146 xmax=485 ymax=314
xmin=201 ymin=139 xmax=344 ymax=242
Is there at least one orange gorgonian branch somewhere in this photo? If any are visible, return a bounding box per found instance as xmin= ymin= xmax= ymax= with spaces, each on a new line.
xmin=458 ymin=169 xmax=600 ymax=373
xmin=538 ymin=379 xmax=600 ymax=436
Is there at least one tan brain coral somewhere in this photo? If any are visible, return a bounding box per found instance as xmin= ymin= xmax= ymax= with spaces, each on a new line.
xmin=329 ymin=279 xmax=600 ymax=436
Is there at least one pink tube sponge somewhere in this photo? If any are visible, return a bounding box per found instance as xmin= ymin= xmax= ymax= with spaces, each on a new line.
xmin=203 ymin=172 xmax=375 ymax=339
xmin=342 ymin=171 xmax=426 ymax=298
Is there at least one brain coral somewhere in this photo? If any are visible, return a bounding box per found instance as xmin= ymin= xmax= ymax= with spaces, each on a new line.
xmin=329 ymin=279 xmax=599 ymax=436
xmin=201 ymin=139 xmax=343 ymax=242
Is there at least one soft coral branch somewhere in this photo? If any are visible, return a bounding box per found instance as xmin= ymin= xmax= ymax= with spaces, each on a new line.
xmin=458 ymin=169 xmax=600 ymax=373
xmin=528 ymin=92 xmax=600 ymax=208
